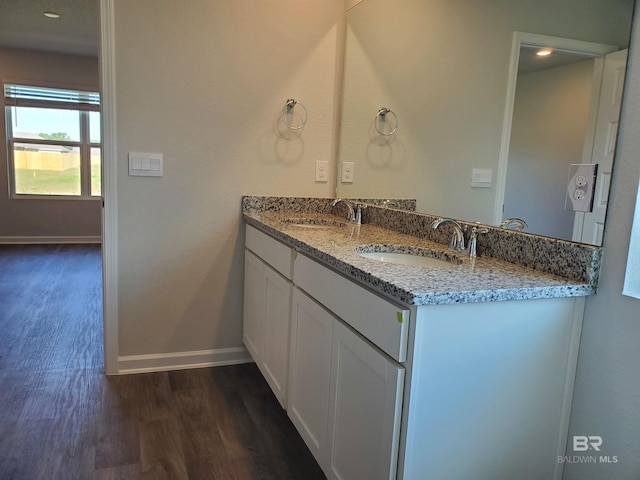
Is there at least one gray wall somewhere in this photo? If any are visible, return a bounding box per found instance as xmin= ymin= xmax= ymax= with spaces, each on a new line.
xmin=337 ymin=0 xmax=633 ymax=223
xmin=105 ymin=1 xmax=640 ymax=475
xmin=0 ymin=47 xmax=101 ymax=242
xmin=564 ymin=4 xmax=640 ymax=479
xmin=504 ymin=60 xmax=594 ymax=240
xmin=113 ymin=0 xmax=343 ymax=360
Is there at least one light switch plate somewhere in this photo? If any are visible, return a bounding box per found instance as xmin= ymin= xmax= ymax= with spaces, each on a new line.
xmin=471 ymin=168 xmax=493 ymax=188
xmin=129 ymin=152 xmax=163 ymax=177
xmin=565 ymin=164 xmax=597 ymax=212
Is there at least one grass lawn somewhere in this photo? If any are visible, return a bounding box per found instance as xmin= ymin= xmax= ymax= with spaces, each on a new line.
xmin=15 ymin=167 xmax=101 ymax=196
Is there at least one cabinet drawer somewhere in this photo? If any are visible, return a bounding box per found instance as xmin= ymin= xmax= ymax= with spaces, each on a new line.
xmin=294 ymin=253 xmax=409 ymax=363
xmin=246 ymin=224 xmax=293 ymax=280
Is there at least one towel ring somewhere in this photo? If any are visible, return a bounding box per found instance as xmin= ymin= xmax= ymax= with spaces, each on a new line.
xmin=375 ymin=107 xmax=398 ymax=136
xmin=281 ymin=99 xmax=308 ymax=130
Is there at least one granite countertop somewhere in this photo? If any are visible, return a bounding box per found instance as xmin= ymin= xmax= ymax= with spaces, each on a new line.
xmin=243 ymin=211 xmax=595 ymax=306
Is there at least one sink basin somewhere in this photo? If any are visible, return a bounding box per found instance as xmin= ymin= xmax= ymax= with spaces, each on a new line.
xmin=355 ymin=245 xmax=461 ymax=267
xmin=282 ymin=217 xmax=347 ymax=229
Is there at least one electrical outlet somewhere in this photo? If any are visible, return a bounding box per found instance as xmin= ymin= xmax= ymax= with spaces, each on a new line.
xmin=565 ymin=164 xmax=598 ymax=212
xmin=342 ymin=162 xmax=354 ymax=183
xmin=315 ymin=161 xmax=328 ymax=182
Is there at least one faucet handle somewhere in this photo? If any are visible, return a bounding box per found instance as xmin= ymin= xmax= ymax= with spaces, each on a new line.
xmin=467 ymin=226 xmax=489 ymax=258
xmin=355 ymin=203 xmax=367 ymax=225
xmin=447 ymin=234 xmax=459 ymax=251
xmin=499 ymin=217 xmax=528 ymax=231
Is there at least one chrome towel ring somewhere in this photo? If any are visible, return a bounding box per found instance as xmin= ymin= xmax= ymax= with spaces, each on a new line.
xmin=375 ymin=107 xmax=398 ymax=136
xmin=281 ymin=99 xmax=308 ymax=130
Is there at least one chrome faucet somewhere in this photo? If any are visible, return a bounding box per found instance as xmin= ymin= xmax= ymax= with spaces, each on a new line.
xmin=431 ymin=218 xmax=466 ymax=253
xmin=331 ymin=198 xmax=357 ymax=223
xmin=431 ymin=218 xmax=488 ymax=257
xmin=499 ymin=218 xmax=528 ymax=231
xmin=354 ymin=203 xmax=367 ymax=225
xmin=466 ymin=225 xmax=489 ymax=258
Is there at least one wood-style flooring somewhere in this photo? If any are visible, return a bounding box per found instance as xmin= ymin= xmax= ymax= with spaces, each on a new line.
xmin=0 ymin=244 xmax=325 ymax=480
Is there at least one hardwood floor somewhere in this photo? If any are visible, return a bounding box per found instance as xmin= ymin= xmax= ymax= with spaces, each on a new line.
xmin=0 ymin=245 xmax=325 ymax=480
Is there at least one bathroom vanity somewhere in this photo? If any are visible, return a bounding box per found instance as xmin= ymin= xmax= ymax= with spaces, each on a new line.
xmin=242 ymin=197 xmax=598 ymax=480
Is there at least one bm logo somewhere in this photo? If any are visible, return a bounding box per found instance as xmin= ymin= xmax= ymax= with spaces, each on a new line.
xmin=573 ymin=436 xmax=603 ymax=452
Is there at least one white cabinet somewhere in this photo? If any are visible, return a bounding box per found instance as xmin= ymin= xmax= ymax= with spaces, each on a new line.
xmin=243 ymin=226 xmax=293 ymax=408
xmin=243 ymin=249 xmax=266 ymax=360
xmin=398 ymin=298 xmax=584 ymax=480
xmin=288 ymin=287 xmax=405 ymax=480
xmin=244 ymin=224 xmax=584 ymax=480
xmin=293 ymin=252 xmax=410 ymax=363
xmin=326 ymin=319 xmax=404 ymax=480
xmin=288 ymin=288 xmax=333 ymax=464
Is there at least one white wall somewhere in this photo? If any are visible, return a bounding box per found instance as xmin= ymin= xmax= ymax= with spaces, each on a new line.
xmin=338 ymin=0 xmax=632 ymax=223
xmin=113 ymin=0 xmax=343 ymax=362
xmin=503 ymin=59 xmax=594 ymax=240
xmin=564 ymin=4 xmax=640 ymax=478
xmin=0 ymin=47 xmax=101 ymax=242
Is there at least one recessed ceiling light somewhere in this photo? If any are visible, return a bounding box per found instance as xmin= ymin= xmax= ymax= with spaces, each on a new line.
xmin=43 ymin=11 xmax=61 ymax=19
xmin=536 ymin=48 xmax=553 ymax=57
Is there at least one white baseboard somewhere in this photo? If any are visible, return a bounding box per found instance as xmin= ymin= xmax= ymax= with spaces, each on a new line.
xmin=117 ymin=346 xmax=252 ymax=375
xmin=0 ymin=235 xmax=102 ymax=244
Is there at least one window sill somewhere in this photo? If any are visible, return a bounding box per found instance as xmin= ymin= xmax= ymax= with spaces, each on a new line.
xmin=10 ymin=194 xmax=102 ymax=201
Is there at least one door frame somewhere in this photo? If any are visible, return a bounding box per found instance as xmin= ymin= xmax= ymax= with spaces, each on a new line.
xmin=493 ymin=32 xmax=618 ymax=227
xmin=100 ymin=0 xmax=118 ymax=374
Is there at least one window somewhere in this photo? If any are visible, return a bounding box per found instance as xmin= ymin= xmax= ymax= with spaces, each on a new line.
xmin=4 ymin=84 xmax=101 ymax=198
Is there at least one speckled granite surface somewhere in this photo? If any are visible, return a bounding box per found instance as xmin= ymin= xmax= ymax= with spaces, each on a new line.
xmin=242 ymin=197 xmax=598 ymax=306
xmin=242 ymin=196 xmax=416 ymax=214
xmin=362 ymin=204 xmax=601 ymax=285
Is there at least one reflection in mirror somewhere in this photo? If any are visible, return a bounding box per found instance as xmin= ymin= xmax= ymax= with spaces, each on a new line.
xmin=337 ymin=0 xmax=634 ymax=246
xmin=497 ymin=33 xmax=623 ymax=245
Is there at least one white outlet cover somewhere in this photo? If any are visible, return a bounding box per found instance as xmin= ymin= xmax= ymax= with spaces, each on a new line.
xmin=342 ymin=162 xmax=354 ymax=183
xmin=315 ymin=161 xmax=329 ymax=182
xmin=565 ymin=164 xmax=597 ymax=212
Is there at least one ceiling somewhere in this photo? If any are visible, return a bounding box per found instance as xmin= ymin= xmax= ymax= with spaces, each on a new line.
xmin=0 ymin=0 xmax=100 ymax=57
xmin=518 ymin=45 xmax=598 ymax=75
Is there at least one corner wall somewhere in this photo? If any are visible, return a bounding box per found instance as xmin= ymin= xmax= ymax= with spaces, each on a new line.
xmin=113 ymin=0 xmax=344 ymax=367
xmin=564 ymin=4 xmax=640 ymax=479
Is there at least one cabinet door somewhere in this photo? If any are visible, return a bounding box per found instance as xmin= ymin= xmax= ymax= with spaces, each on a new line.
xmin=243 ymin=249 xmax=264 ymax=361
xmin=261 ymin=265 xmax=292 ymax=407
xmin=326 ymin=320 xmax=404 ymax=480
xmin=288 ymin=288 xmax=334 ymax=465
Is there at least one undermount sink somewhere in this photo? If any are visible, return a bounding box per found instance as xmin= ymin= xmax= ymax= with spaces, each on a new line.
xmin=355 ymin=245 xmax=462 ymax=267
xmin=282 ymin=217 xmax=347 ymax=229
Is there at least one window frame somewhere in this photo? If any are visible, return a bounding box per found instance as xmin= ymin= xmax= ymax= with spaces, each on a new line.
xmin=4 ymin=83 xmax=102 ymax=200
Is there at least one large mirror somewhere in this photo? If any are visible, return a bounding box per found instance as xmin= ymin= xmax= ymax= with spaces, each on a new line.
xmin=337 ymin=0 xmax=635 ymax=246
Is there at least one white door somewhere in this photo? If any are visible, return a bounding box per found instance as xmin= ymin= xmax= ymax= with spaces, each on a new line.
xmin=288 ymin=288 xmax=333 ymax=465
xmin=243 ymin=250 xmax=264 ymax=361
xmin=261 ymin=265 xmax=292 ymax=408
xmin=574 ymin=49 xmax=627 ymax=244
xmin=325 ymin=320 xmax=404 ymax=480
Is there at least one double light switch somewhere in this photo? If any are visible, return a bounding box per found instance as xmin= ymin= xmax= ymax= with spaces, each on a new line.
xmin=129 ymin=152 xmax=163 ymax=177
